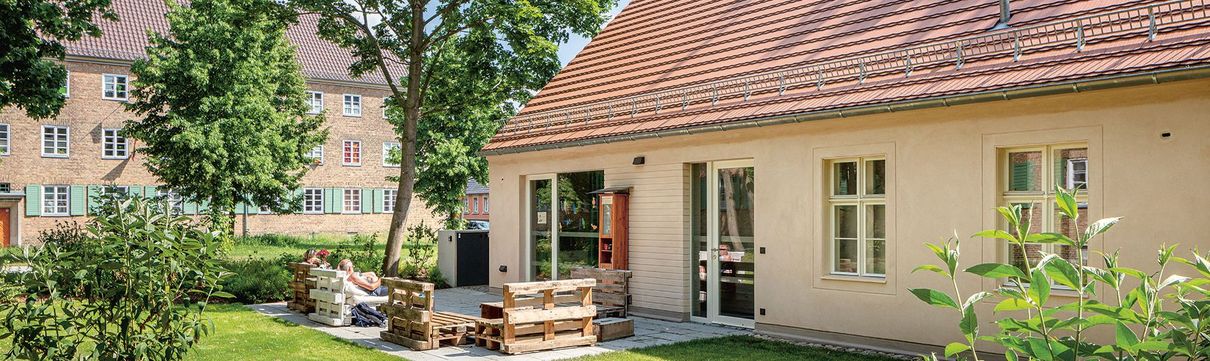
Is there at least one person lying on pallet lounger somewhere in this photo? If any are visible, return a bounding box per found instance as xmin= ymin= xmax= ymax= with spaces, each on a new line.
xmin=336 ymin=259 xmax=388 ymax=296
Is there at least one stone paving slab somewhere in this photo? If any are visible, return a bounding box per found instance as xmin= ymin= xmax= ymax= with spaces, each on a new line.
xmin=251 ymin=287 xmax=749 ymax=360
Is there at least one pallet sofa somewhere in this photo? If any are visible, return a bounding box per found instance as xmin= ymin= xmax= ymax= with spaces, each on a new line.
xmin=474 ymin=279 xmax=597 ymax=354
xmin=286 ymin=262 xmax=317 ymax=313
xmin=307 ymin=268 xmax=388 ymax=326
xmin=570 ymin=268 xmax=634 ymax=341
xmin=377 ymin=278 xmax=482 ymax=350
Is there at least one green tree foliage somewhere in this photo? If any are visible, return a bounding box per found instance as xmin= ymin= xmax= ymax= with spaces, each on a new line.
xmin=0 ymin=0 xmax=114 ymax=118
xmin=124 ymin=0 xmax=326 ymax=233
xmin=913 ymin=186 xmax=1210 ymax=361
xmin=0 ymin=196 xmax=229 ymax=360
xmin=291 ymin=0 xmax=616 ymax=276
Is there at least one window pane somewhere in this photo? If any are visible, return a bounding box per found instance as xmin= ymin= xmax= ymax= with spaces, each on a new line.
xmin=865 ymin=159 xmax=885 ymax=195
xmin=834 ymin=239 xmax=858 ymax=273
xmin=833 ymin=162 xmax=857 ymax=196
xmin=1054 ymin=148 xmax=1089 ymax=191
xmin=1007 ymin=202 xmax=1044 ymax=237
xmin=1007 ymin=151 xmax=1042 ymax=192
xmin=866 ymin=204 xmax=885 ymax=238
xmin=834 ymin=205 xmax=857 ymax=238
xmin=865 ymin=239 xmax=885 ymax=275
xmin=1054 ymin=204 xmax=1089 ymax=266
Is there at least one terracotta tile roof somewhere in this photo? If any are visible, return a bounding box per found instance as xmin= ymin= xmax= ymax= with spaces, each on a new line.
xmin=64 ymin=0 xmax=390 ymax=85
xmin=486 ymin=0 xmax=1210 ymax=154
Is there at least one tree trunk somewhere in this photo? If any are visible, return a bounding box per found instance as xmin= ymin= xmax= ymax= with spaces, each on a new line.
xmin=382 ymin=1 xmax=426 ymax=277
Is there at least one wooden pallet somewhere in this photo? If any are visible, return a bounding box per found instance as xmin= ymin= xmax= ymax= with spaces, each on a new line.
xmin=571 ymin=268 xmax=632 ymax=319
xmin=474 ymin=279 xmax=597 ymax=354
xmin=378 ymin=278 xmax=481 ymax=351
xmin=307 ymin=269 xmax=352 ymax=326
xmin=286 ymin=262 xmax=317 ymax=313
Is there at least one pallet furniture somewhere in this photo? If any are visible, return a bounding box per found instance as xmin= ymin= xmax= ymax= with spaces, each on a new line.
xmin=287 ymin=262 xmax=317 ymax=313
xmin=474 ymin=279 xmax=598 ymax=354
xmin=594 ymin=318 xmax=634 ymax=342
xmin=378 ymin=278 xmax=481 ymax=351
xmin=570 ymin=267 xmax=632 ymax=319
xmin=308 ymin=268 xmax=352 ymax=326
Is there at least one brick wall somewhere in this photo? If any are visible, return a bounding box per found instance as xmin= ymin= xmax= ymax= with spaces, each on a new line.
xmin=0 ymin=58 xmax=444 ymax=244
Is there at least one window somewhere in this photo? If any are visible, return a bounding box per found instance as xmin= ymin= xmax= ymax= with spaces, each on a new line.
xmin=158 ymin=190 xmax=184 ymax=215
xmin=306 ymin=91 xmax=323 ymax=114
xmin=63 ymin=70 xmax=70 ymax=98
xmin=483 ymin=196 xmax=489 ymax=213
xmin=473 ymin=197 xmax=480 ymax=214
xmin=342 ymin=140 xmax=361 ymax=166
xmin=1002 ymin=145 xmax=1089 ymax=280
xmin=303 ymin=188 xmax=324 ymax=214
xmin=828 ymin=157 xmax=886 ymax=277
xmin=41 ymin=125 xmax=70 ymax=158
xmin=102 ymin=74 xmax=128 ymax=100
xmin=383 ymin=189 xmax=397 ymax=212
xmin=343 ymin=189 xmax=361 ymax=213
xmin=465 ymin=198 xmax=471 ymax=214
xmin=0 ymin=124 xmax=9 ymax=155
xmin=102 ymin=128 xmax=129 ymax=159
xmin=306 ymin=145 xmax=324 ymax=165
xmin=382 ymin=142 xmax=400 ymax=167
xmin=43 ymin=185 xmax=70 ymax=216
xmin=343 ymin=94 xmax=361 ymax=116
xmin=102 ymin=185 xmax=129 ymax=198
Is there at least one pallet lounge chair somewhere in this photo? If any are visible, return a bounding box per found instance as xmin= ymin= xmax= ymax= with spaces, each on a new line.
xmin=286 ymin=262 xmax=317 ymax=313
xmin=378 ymin=278 xmax=481 ymax=350
xmin=474 ymin=279 xmax=597 ymax=354
xmin=307 ymin=268 xmax=389 ymax=326
xmin=570 ymin=267 xmax=632 ymax=318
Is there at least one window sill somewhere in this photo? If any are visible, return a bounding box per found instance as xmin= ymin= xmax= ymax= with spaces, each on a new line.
xmin=101 ymin=156 xmax=129 ymax=160
xmin=1000 ymin=283 xmax=1086 ymax=298
xmin=821 ymin=274 xmax=887 ymax=284
xmin=41 ymin=154 xmax=69 ymax=159
xmin=43 ymin=213 xmax=71 ymax=217
xmin=102 ymin=98 xmax=128 ymax=102
xmin=343 ymin=114 xmax=362 ymax=117
xmin=342 ymin=163 xmax=362 ymax=167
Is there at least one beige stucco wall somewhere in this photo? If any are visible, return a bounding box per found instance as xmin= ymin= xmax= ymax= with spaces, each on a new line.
xmin=486 ymin=77 xmax=1210 ymax=349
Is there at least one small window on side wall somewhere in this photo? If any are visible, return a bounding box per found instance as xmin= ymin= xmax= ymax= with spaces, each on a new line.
xmin=827 ymin=157 xmax=886 ymax=278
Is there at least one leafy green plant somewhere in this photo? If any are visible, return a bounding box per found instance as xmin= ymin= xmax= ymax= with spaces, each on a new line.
xmin=219 ymin=255 xmax=293 ymax=304
xmin=0 ymin=195 xmax=229 ymax=360
xmin=401 ymin=223 xmax=438 ymax=280
xmin=329 ymin=233 xmax=384 ymax=275
xmin=913 ymin=186 xmax=1210 ymax=360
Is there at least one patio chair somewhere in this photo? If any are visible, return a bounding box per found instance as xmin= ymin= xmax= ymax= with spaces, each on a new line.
xmin=378 ymin=278 xmax=482 ymax=350
xmin=307 ymin=268 xmax=389 ymax=326
xmin=474 ymin=279 xmax=597 ymax=354
xmin=286 ymin=262 xmax=317 ymax=313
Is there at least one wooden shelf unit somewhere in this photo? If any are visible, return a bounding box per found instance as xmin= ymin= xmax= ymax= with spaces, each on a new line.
xmin=596 ymin=190 xmax=629 ymax=270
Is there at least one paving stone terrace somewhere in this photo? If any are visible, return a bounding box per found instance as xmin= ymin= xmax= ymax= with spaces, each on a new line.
xmin=251 ymin=286 xmax=750 ymax=361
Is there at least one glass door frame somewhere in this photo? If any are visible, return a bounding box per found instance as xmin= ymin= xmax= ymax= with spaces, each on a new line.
xmin=690 ymin=159 xmax=755 ymax=328
xmin=525 ymin=174 xmax=558 ymax=281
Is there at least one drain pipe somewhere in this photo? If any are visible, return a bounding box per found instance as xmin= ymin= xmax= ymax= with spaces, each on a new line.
xmin=992 ymin=0 xmax=1012 ymax=30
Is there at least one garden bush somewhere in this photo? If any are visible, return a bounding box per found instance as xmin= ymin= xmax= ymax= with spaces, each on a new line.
xmin=329 ymin=233 xmax=383 ymax=274
xmin=914 ymin=186 xmax=1210 ymax=360
xmin=219 ymin=254 xmax=293 ymax=304
xmin=0 ymin=196 xmax=229 ymax=360
xmin=236 ymin=233 xmax=304 ymax=247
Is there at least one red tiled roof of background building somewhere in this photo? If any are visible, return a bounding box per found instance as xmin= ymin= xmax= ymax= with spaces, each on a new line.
xmin=63 ymin=0 xmax=390 ymax=85
xmin=486 ymin=0 xmax=1210 ymax=153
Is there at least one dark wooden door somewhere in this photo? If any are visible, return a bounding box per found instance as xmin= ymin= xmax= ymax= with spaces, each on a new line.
xmin=0 ymin=208 xmax=10 ymax=247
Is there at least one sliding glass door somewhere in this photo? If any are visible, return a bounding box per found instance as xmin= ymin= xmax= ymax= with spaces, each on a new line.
xmin=526 ymin=171 xmax=604 ymax=281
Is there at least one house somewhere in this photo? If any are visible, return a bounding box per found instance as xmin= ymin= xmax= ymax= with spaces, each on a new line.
xmin=463 ymin=179 xmax=490 ymax=222
xmin=482 ymin=0 xmax=1210 ymax=353
xmin=0 ymin=0 xmax=442 ymax=246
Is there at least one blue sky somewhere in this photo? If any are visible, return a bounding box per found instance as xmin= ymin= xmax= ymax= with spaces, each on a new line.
xmin=556 ymin=0 xmax=631 ymax=67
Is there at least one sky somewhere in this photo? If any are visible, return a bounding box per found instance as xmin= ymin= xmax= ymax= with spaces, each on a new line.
xmin=556 ymin=0 xmax=631 ymax=67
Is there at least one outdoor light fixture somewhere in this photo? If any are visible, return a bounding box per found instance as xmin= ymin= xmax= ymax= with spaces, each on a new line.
xmin=632 ymin=156 xmax=645 ymax=165
xmin=498 ymin=265 xmax=508 ymax=272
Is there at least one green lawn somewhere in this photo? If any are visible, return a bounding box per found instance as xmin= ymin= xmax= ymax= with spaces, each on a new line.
xmin=569 ymin=335 xmax=901 ymax=361
xmin=186 ymin=304 xmax=398 ymax=361
xmin=225 ymin=234 xmax=367 ymax=260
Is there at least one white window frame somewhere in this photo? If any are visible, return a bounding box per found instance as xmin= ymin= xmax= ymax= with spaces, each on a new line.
xmin=103 ymin=185 xmax=129 ymax=198
xmin=43 ymin=185 xmax=70 ymax=216
xmin=63 ymin=70 xmax=71 ymax=98
xmin=342 ymin=94 xmax=362 ymax=116
xmin=101 ymin=128 xmax=129 ymax=159
xmin=102 ymin=74 xmax=129 ymax=101
xmin=827 ymin=157 xmax=887 ymax=278
xmin=303 ymin=188 xmax=324 ymax=214
xmin=41 ymin=125 xmax=70 ymax=158
xmin=342 ymin=189 xmax=361 ymax=214
xmin=158 ymin=190 xmax=184 ymax=215
xmin=473 ymin=197 xmax=480 ymax=214
xmin=382 ymin=189 xmax=397 ymax=212
xmin=0 ymin=123 xmax=9 ymax=156
xmin=1066 ymin=158 xmax=1088 ymax=190
xmin=382 ymin=142 xmax=400 ymax=167
xmin=306 ymin=145 xmax=324 ymax=165
xmin=306 ymin=91 xmax=323 ymax=114
xmin=484 ymin=196 xmax=489 ymax=213
xmin=342 ymin=140 xmax=361 ymax=166
xmin=1000 ymin=145 xmax=1089 ymax=287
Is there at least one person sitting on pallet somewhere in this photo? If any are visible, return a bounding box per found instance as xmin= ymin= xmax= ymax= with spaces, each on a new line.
xmin=336 ymin=259 xmax=388 ymax=296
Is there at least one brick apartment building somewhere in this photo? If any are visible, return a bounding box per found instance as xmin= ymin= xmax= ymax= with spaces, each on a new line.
xmin=0 ymin=0 xmax=442 ymax=246
xmin=462 ymin=179 xmax=489 ymax=222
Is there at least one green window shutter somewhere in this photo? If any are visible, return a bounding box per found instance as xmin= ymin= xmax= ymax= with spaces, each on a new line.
xmin=361 ymin=188 xmax=372 ymax=214
xmin=293 ymin=189 xmax=304 ymax=211
xmin=25 ymin=185 xmax=41 ymax=216
xmin=145 ymin=186 xmax=158 ymax=198
xmin=199 ymin=200 xmax=209 ymax=213
xmin=69 ymin=185 xmax=86 ymax=216
xmin=129 ymin=185 xmax=144 ymax=198
xmin=183 ymin=201 xmax=198 ymax=215
xmin=324 ymin=188 xmax=336 ymax=214
xmin=1010 ymin=162 xmax=1036 ymax=191
xmin=87 ymin=185 xmax=102 ymax=212
xmin=372 ymin=189 xmax=385 ymax=214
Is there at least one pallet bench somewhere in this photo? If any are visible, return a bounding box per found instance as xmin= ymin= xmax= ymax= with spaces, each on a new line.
xmin=474 ymin=279 xmax=597 ymax=354
xmin=570 ymin=268 xmax=632 ymax=319
xmin=308 ymin=268 xmax=352 ymax=326
xmin=378 ymin=278 xmax=481 ymax=351
xmin=286 ymin=262 xmax=317 ymax=314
